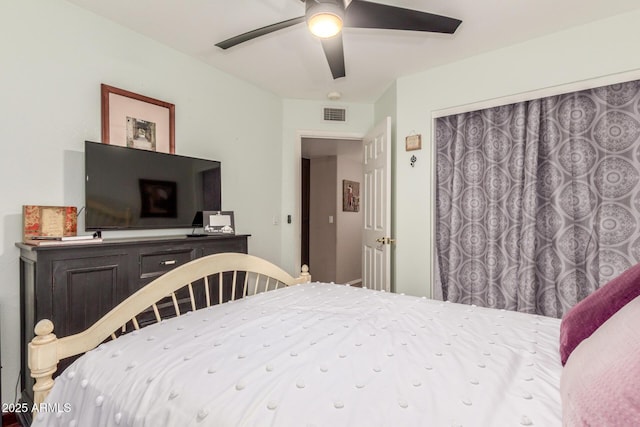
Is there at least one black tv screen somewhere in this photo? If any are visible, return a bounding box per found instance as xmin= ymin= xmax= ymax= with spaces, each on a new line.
xmin=85 ymin=141 xmax=221 ymax=231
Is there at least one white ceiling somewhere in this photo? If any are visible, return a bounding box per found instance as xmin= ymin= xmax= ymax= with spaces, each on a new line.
xmin=66 ymin=0 xmax=640 ymax=103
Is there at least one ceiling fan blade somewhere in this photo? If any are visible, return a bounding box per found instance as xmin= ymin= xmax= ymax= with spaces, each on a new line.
xmin=320 ymin=35 xmax=346 ymax=79
xmin=216 ymin=16 xmax=306 ymax=49
xmin=344 ymin=0 xmax=461 ymax=34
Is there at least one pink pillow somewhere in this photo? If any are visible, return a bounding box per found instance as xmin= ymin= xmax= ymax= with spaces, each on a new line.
xmin=560 ymin=295 xmax=640 ymax=426
xmin=559 ymin=262 xmax=640 ymax=365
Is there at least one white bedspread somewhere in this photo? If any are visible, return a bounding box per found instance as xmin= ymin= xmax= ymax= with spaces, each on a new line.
xmin=34 ymin=283 xmax=562 ymax=427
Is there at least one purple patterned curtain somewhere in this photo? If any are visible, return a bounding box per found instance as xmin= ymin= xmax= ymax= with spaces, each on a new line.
xmin=435 ymin=80 xmax=640 ymax=317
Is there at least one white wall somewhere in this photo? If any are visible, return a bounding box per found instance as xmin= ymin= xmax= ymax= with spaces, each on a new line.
xmin=309 ymin=157 xmax=337 ymax=282
xmin=391 ymin=9 xmax=640 ymax=297
xmin=280 ymin=100 xmax=374 ymax=276
xmin=336 ymin=156 xmax=363 ymax=284
xmin=0 ymin=0 xmax=284 ymax=403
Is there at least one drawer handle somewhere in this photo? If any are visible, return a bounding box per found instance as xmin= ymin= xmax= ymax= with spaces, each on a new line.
xmin=160 ymin=260 xmax=176 ymax=266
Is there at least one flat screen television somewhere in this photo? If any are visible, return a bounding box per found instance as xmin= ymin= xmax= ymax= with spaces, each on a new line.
xmin=85 ymin=141 xmax=221 ymax=231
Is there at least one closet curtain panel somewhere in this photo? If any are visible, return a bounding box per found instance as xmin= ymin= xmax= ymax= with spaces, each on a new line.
xmin=435 ymin=80 xmax=640 ymax=317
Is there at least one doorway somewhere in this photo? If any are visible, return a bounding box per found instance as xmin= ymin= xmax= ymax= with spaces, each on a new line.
xmin=301 ymin=137 xmax=363 ymax=285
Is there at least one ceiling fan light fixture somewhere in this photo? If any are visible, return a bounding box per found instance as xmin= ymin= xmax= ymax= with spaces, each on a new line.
xmin=306 ymin=2 xmax=344 ymax=38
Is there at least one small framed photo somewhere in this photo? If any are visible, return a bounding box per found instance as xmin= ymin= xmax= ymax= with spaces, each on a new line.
xmin=203 ymin=211 xmax=235 ymax=234
xmin=405 ymin=134 xmax=422 ymax=151
xmin=23 ymin=205 xmax=78 ymax=240
xmin=342 ymin=180 xmax=360 ymax=212
xmin=101 ymin=84 xmax=175 ymax=153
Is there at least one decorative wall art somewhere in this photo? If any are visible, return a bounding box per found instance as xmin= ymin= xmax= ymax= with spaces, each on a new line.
xmin=405 ymin=134 xmax=422 ymax=151
xmin=101 ymin=84 xmax=175 ymax=153
xmin=342 ymin=180 xmax=360 ymax=212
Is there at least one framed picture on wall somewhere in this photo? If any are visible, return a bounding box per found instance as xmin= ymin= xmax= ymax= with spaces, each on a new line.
xmin=342 ymin=180 xmax=360 ymax=212
xmin=101 ymin=84 xmax=175 ymax=153
xmin=405 ymin=134 xmax=422 ymax=151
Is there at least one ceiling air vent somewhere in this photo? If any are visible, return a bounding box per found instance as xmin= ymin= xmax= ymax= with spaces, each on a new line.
xmin=323 ymin=107 xmax=346 ymax=122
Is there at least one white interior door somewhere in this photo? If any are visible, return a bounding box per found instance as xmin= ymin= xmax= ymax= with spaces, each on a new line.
xmin=362 ymin=116 xmax=392 ymax=291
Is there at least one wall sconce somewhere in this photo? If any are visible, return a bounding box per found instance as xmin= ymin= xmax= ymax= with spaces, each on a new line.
xmin=410 ymin=155 xmax=417 ymax=167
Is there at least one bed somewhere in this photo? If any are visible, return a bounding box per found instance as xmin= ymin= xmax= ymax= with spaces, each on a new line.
xmin=27 ymin=253 xmax=639 ymax=426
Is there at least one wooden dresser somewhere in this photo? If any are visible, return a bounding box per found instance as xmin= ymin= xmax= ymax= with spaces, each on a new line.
xmin=17 ymin=234 xmax=249 ymax=415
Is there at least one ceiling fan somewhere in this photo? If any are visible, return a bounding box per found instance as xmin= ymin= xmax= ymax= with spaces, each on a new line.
xmin=215 ymin=0 xmax=462 ymax=80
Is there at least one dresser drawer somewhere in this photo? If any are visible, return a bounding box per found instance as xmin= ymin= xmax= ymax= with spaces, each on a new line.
xmin=139 ymin=248 xmax=195 ymax=280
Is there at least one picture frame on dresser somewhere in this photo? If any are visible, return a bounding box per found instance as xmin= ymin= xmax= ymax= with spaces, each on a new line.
xmin=203 ymin=211 xmax=235 ymax=234
xmin=22 ymin=205 xmax=78 ymax=240
xmin=101 ymin=84 xmax=175 ymax=154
